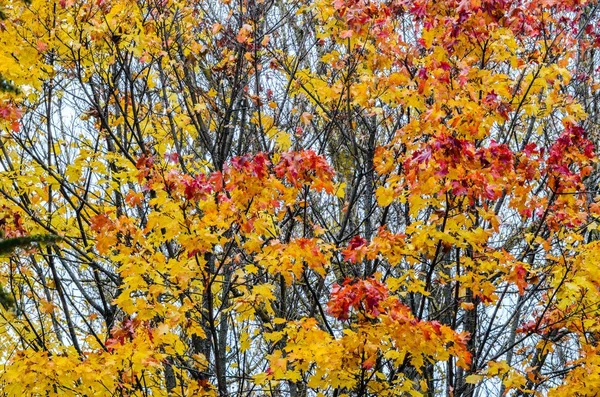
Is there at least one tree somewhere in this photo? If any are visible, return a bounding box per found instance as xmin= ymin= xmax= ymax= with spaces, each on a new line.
xmin=0 ymin=0 xmax=599 ymax=396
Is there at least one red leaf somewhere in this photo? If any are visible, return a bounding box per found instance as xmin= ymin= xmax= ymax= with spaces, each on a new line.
xmin=327 ymin=278 xmax=388 ymax=320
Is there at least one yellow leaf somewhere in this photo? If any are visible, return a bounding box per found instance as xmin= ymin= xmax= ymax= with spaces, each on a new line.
xmin=276 ymin=131 xmax=292 ymax=150
xmin=465 ymin=374 xmax=483 ymax=384
xmin=335 ymin=182 xmax=346 ymax=199
xmin=376 ymin=186 xmax=394 ymax=207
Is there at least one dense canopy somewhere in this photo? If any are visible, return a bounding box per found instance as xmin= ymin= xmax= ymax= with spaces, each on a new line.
xmin=1 ymin=0 xmax=600 ymax=396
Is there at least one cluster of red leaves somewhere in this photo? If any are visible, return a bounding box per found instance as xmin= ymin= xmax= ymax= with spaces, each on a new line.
xmin=328 ymin=277 xmax=472 ymax=367
xmin=274 ymin=150 xmax=335 ymax=193
xmin=406 ymin=0 xmax=510 ymax=48
xmin=328 ymin=278 xmax=388 ymax=320
xmin=229 ymin=152 xmax=271 ymax=180
xmin=545 ymin=123 xmax=595 ymax=192
xmin=134 ymin=150 xmax=336 ymax=204
xmin=479 ymin=140 xmax=514 ymax=178
xmin=384 ymin=298 xmax=468 ymax=347
xmin=105 ymin=318 xmax=143 ymax=352
xmin=404 ymin=0 xmax=589 ymax=54
xmin=0 ymin=102 xmax=21 ymax=132
xmin=342 ymin=235 xmax=368 ymax=263
xmin=406 ymin=134 xmax=514 ymax=202
xmin=333 ymin=0 xmax=392 ymax=39
xmin=182 ymin=173 xmax=222 ymax=201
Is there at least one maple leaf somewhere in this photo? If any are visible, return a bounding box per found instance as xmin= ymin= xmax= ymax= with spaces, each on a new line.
xmin=342 ymin=235 xmax=367 ymax=263
xmin=510 ymin=263 xmax=528 ymax=295
xmin=409 ymin=1 xmax=428 ymax=19
xmin=89 ymin=214 xmax=113 ymax=233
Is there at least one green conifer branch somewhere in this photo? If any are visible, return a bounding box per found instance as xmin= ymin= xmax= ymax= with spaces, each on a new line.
xmin=0 ymin=234 xmax=62 ymax=309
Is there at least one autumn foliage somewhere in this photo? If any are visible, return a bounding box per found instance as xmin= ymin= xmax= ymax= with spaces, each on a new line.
xmin=1 ymin=0 xmax=600 ymax=396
